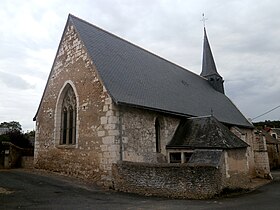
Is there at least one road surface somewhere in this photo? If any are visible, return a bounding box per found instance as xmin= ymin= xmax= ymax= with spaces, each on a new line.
xmin=0 ymin=169 xmax=280 ymax=209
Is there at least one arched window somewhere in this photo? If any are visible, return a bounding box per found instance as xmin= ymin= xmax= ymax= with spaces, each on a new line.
xmin=60 ymin=86 xmax=77 ymax=145
xmin=155 ymin=118 xmax=161 ymax=153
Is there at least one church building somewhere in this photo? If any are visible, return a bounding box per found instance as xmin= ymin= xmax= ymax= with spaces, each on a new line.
xmin=33 ymin=14 xmax=270 ymax=195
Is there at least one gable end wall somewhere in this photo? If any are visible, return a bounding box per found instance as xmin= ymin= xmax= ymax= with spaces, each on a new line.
xmin=34 ymin=23 xmax=120 ymax=185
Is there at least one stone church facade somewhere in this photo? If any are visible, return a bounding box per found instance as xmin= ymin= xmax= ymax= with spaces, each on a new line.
xmin=34 ymin=14 xmax=270 ymax=196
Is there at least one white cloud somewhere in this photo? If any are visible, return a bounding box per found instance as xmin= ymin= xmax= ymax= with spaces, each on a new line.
xmin=0 ymin=71 xmax=33 ymax=89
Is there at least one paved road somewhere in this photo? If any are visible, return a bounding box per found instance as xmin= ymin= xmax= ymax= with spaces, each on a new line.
xmin=0 ymin=169 xmax=280 ymax=210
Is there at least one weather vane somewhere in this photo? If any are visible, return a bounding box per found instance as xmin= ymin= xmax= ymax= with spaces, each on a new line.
xmin=200 ymin=13 xmax=208 ymax=27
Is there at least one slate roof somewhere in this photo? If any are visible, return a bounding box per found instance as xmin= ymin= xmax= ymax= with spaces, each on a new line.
xmin=34 ymin=14 xmax=253 ymax=128
xmin=167 ymin=116 xmax=249 ymax=149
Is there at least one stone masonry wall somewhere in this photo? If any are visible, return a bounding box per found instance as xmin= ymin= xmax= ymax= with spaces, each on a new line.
xmin=253 ymin=131 xmax=271 ymax=178
xmin=230 ymin=127 xmax=255 ymax=177
xmin=1 ymin=142 xmax=22 ymax=168
xmin=223 ymin=149 xmax=250 ymax=189
xmin=120 ymin=106 xmax=179 ymax=163
xmin=112 ymin=161 xmax=223 ymax=199
xmin=230 ymin=127 xmax=271 ymax=179
xmin=35 ymin=23 xmax=120 ymax=186
xmin=267 ymin=143 xmax=280 ymax=169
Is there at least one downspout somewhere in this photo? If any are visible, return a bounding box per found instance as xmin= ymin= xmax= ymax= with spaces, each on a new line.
xmin=118 ymin=106 xmax=123 ymax=161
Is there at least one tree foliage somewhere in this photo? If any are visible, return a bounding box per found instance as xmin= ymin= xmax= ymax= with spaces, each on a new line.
xmin=0 ymin=121 xmax=33 ymax=148
xmin=0 ymin=121 xmax=22 ymax=131
xmin=253 ymin=120 xmax=280 ymax=129
xmin=0 ymin=130 xmax=33 ymax=148
xmin=25 ymin=130 xmax=35 ymax=138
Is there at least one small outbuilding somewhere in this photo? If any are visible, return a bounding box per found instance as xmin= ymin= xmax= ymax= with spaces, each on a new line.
xmin=167 ymin=116 xmax=250 ymax=188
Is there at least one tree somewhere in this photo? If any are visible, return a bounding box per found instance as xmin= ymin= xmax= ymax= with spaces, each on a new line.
xmin=253 ymin=120 xmax=280 ymax=129
xmin=0 ymin=121 xmax=22 ymax=131
xmin=25 ymin=130 xmax=35 ymax=138
xmin=0 ymin=130 xmax=33 ymax=148
xmin=0 ymin=121 xmax=33 ymax=148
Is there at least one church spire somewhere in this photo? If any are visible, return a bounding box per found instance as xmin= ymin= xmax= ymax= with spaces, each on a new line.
xmin=200 ymin=27 xmax=225 ymax=94
xmin=201 ymin=27 xmax=220 ymax=77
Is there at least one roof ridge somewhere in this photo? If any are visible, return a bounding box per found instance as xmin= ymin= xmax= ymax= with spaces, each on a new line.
xmin=68 ymin=14 xmax=201 ymax=78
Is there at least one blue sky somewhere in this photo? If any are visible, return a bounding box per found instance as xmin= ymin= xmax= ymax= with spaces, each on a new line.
xmin=0 ymin=0 xmax=280 ymax=131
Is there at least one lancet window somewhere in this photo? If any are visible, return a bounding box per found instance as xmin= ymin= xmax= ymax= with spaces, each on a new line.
xmin=61 ymin=86 xmax=76 ymax=145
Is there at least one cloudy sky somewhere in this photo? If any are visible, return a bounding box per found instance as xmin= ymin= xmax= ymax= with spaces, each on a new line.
xmin=0 ymin=0 xmax=280 ymax=131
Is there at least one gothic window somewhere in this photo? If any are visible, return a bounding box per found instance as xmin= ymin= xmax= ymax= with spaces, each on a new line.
xmin=155 ymin=118 xmax=161 ymax=153
xmin=60 ymin=86 xmax=77 ymax=145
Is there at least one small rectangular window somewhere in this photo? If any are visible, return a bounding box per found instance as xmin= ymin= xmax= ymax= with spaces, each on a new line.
xmin=170 ymin=153 xmax=182 ymax=163
xmin=155 ymin=118 xmax=161 ymax=153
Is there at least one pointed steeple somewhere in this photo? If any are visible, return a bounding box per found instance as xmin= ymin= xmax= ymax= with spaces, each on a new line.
xmin=200 ymin=27 xmax=225 ymax=94
xmin=201 ymin=28 xmax=220 ymax=77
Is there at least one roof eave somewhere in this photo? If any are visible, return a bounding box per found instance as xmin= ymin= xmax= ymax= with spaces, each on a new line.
xmin=116 ymin=101 xmax=193 ymax=118
xmin=166 ymin=145 xmax=248 ymax=150
xmin=116 ymin=101 xmax=254 ymax=129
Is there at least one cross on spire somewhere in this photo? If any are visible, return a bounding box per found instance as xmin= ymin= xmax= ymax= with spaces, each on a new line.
xmin=200 ymin=13 xmax=208 ymax=27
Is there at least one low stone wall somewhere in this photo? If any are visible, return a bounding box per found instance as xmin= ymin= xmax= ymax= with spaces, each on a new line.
xmin=0 ymin=142 xmax=34 ymax=169
xmin=21 ymin=156 xmax=34 ymax=169
xmin=112 ymin=161 xmax=223 ymax=199
xmin=2 ymin=142 xmax=22 ymax=168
